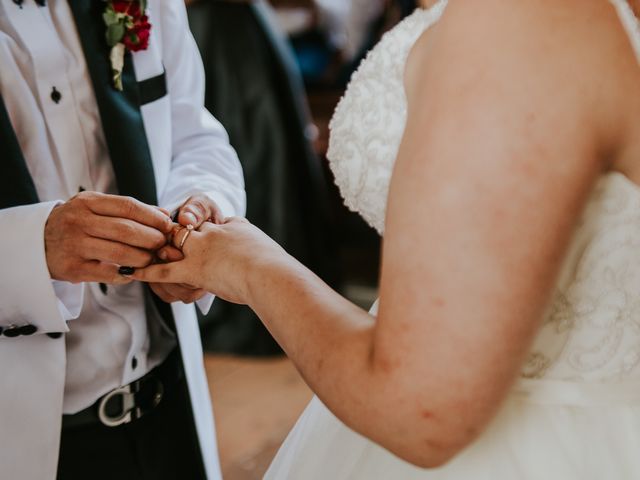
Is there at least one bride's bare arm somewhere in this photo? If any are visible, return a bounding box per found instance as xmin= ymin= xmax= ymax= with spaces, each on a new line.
xmin=134 ymin=0 xmax=631 ymax=468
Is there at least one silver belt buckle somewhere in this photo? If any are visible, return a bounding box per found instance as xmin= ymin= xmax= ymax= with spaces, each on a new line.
xmin=97 ymin=382 xmax=140 ymax=428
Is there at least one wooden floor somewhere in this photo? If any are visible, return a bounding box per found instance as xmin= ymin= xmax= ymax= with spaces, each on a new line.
xmin=205 ymin=355 xmax=313 ymax=479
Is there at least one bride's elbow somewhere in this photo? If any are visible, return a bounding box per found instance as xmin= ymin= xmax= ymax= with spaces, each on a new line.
xmin=384 ymin=429 xmax=470 ymax=470
xmin=395 ymin=448 xmax=459 ymax=470
xmin=379 ymin=410 xmax=483 ymax=469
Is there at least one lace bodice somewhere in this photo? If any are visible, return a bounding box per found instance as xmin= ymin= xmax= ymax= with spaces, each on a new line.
xmin=327 ymin=0 xmax=640 ymax=383
xmin=328 ymin=3 xmax=446 ymax=235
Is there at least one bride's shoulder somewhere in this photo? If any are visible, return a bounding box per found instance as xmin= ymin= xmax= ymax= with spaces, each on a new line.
xmin=408 ymin=0 xmax=627 ymax=75
xmin=404 ymin=0 xmax=637 ymax=146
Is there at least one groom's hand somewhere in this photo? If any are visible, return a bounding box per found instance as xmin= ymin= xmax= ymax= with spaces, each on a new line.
xmin=149 ymin=194 xmax=221 ymax=304
xmin=45 ymin=192 xmax=173 ymax=284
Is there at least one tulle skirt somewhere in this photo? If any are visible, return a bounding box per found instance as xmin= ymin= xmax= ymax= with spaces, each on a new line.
xmin=265 ymin=385 xmax=640 ymax=480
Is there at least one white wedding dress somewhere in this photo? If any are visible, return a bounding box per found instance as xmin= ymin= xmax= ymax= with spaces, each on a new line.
xmin=265 ymin=1 xmax=640 ymax=478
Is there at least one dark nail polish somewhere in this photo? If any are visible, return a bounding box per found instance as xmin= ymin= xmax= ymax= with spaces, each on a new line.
xmin=119 ymin=266 xmax=135 ymax=276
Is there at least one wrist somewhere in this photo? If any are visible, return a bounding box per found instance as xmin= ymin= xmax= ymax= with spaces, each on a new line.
xmin=44 ymin=202 xmax=66 ymax=280
xmin=245 ymin=253 xmax=300 ymax=308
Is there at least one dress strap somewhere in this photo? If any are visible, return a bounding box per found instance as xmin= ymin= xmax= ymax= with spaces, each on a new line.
xmin=609 ymin=0 xmax=640 ymax=63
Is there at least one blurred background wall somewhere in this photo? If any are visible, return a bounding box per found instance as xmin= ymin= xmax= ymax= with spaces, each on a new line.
xmin=188 ymin=0 xmax=418 ymax=356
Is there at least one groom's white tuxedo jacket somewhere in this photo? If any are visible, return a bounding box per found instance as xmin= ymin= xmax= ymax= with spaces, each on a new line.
xmin=0 ymin=0 xmax=245 ymax=478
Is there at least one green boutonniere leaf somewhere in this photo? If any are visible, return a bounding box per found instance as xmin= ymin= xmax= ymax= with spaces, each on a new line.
xmin=106 ymin=23 xmax=125 ymax=47
xmin=102 ymin=8 xmax=118 ymax=26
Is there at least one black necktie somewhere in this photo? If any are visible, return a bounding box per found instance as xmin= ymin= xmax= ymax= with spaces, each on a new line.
xmin=67 ymin=0 xmax=159 ymax=208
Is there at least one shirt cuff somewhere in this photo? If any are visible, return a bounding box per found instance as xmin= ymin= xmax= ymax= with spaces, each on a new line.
xmin=196 ymin=293 xmax=215 ymax=315
xmin=0 ymin=201 xmax=70 ymax=334
xmin=52 ymin=280 xmax=84 ymax=321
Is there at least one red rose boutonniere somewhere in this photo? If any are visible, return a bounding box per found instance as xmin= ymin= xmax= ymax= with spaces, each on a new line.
xmin=103 ymin=0 xmax=151 ymax=91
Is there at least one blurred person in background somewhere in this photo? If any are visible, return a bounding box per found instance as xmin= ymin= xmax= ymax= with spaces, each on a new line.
xmin=273 ymin=0 xmax=418 ymax=86
xmin=135 ymin=0 xmax=640 ymax=478
xmin=314 ymin=0 xmax=386 ymax=62
xmin=186 ymin=0 xmax=339 ymax=355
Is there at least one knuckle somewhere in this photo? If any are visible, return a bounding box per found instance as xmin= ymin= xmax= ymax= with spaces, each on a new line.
xmin=121 ymin=196 xmax=138 ymax=217
xmin=158 ymin=267 xmax=172 ymax=281
xmin=53 ymin=206 xmax=74 ymax=228
xmin=120 ymin=221 xmax=136 ymax=237
xmin=112 ymin=222 xmax=133 ymax=241
xmin=72 ymin=191 xmax=87 ymax=204
xmin=74 ymin=191 xmax=97 ymax=207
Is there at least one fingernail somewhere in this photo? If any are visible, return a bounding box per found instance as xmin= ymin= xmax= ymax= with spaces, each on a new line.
xmin=158 ymin=250 xmax=168 ymax=261
xmin=184 ymin=212 xmax=197 ymax=225
xmin=119 ymin=266 xmax=135 ymax=276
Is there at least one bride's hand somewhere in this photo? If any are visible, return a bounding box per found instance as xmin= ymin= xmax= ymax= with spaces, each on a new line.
xmin=129 ymin=217 xmax=288 ymax=305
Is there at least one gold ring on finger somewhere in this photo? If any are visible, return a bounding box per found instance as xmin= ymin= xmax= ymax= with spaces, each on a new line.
xmin=178 ymin=224 xmax=194 ymax=250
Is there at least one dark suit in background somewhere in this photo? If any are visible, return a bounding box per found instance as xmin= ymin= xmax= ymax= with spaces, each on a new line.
xmin=187 ymin=0 xmax=340 ymax=355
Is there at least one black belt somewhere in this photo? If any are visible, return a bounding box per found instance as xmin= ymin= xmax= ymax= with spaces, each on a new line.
xmin=62 ymin=349 xmax=183 ymax=429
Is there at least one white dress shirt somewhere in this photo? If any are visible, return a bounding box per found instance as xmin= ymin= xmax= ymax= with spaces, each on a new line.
xmin=0 ymin=0 xmax=239 ymax=414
